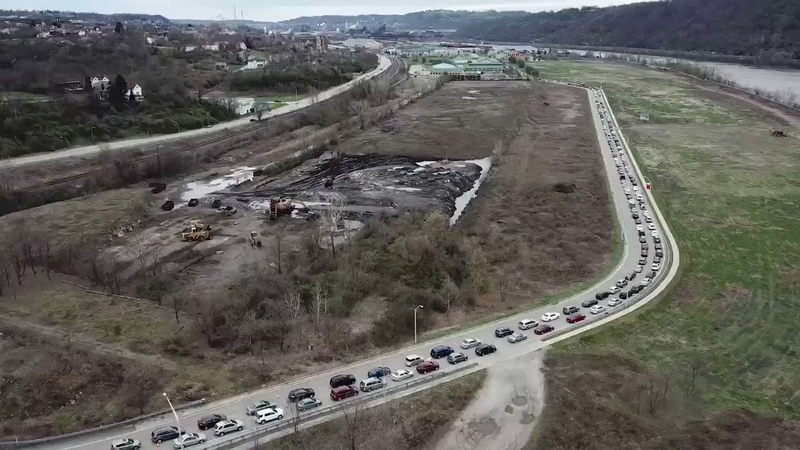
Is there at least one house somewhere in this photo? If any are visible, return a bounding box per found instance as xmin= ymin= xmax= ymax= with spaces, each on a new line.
xmin=214 ymin=62 xmax=228 ymax=70
xmin=125 ymin=84 xmax=144 ymax=102
xmin=509 ymin=51 xmax=524 ymax=61
xmin=237 ymin=42 xmax=247 ymax=50
xmin=240 ymin=60 xmax=266 ymax=71
xmin=202 ymin=43 xmax=220 ymax=51
xmin=90 ymin=76 xmax=110 ymax=99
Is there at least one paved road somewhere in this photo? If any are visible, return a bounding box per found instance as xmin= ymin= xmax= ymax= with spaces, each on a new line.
xmin=27 ymin=86 xmax=679 ymax=450
xmin=0 ymin=55 xmax=394 ymax=169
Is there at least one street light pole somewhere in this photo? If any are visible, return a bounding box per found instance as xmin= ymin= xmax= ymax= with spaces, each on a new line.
xmin=163 ymin=392 xmax=184 ymax=449
xmin=90 ymin=126 xmax=95 ymax=143
xmin=414 ymin=305 xmax=424 ymax=344
xmin=59 ymin=136 xmax=70 ymax=148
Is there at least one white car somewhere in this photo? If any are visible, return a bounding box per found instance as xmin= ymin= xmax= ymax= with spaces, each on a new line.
xmin=460 ymin=338 xmax=481 ymax=349
xmin=214 ymin=419 xmax=244 ymax=436
xmin=607 ymin=298 xmax=622 ymax=307
xmin=636 ymin=194 xmax=644 ymax=201
xmin=652 ymin=262 xmax=661 ymax=271
xmin=541 ymin=312 xmax=560 ymax=322
xmin=391 ymin=369 xmax=414 ymax=382
xmin=633 ymin=186 xmax=640 ymax=191
xmin=641 ymin=277 xmax=652 ymax=286
xmin=173 ymin=433 xmax=206 ymax=449
xmin=647 ymin=223 xmax=656 ymax=231
xmin=636 ymin=224 xmax=644 ymax=232
xmin=634 ymin=265 xmax=643 ymax=273
xmin=255 ymin=407 xmax=284 ymax=425
xmin=651 ymin=230 xmax=659 ymax=237
xmin=404 ymin=355 xmax=423 ymax=367
xmin=518 ymin=319 xmax=538 ymax=330
xmin=608 ymin=286 xmax=620 ymax=294
xmin=589 ymin=305 xmax=607 ymax=315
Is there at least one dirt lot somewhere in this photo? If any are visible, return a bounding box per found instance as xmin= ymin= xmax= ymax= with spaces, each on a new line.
xmin=336 ymin=82 xmax=530 ymax=160
xmin=434 ymin=351 xmax=546 ymax=450
xmin=0 ymin=80 xmax=615 ymax=439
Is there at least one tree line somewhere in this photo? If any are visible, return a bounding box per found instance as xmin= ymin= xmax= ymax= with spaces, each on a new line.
xmin=456 ymin=0 xmax=800 ymax=66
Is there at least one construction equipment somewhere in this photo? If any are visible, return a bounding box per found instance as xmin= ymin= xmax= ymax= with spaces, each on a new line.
xmin=181 ymin=221 xmax=211 ymax=241
xmin=249 ymin=231 xmax=262 ymax=248
xmin=771 ymin=129 xmax=787 ymax=137
xmin=268 ymin=198 xmax=294 ymax=220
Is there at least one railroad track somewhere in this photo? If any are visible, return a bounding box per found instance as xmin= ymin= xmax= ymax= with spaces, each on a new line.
xmin=23 ymin=57 xmax=404 ymax=191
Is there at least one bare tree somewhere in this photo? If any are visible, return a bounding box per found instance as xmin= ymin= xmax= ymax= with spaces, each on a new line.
xmin=126 ymin=233 xmax=161 ymax=285
xmin=499 ymin=276 xmax=508 ymax=303
xmin=350 ymin=99 xmax=371 ymax=130
xmin=270 ymin=230 xmax=284 ymax=275
xmin=125 ymin=371 xmax=158 ymax=414
xmin=320 ymin=195 xmax=345 ymax=259
xmin=284 ymin=286 xmax=302 ymax=336
xmin=169 ymin=294 xmax=184 ymax=323
xmin=311 ymin=280 xmax=328 ymax=330
xmin=2 ymin=233 xmax=24 ymax=286
xmin=342 ymin=401 xmax=363 ymax=450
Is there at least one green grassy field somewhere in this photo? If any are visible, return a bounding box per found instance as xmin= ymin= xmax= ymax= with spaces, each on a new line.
xmin=532 ymin=60 xmax=800 ymax=427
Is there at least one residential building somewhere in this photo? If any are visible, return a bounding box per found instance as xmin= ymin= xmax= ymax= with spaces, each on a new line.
xmin=315 ymin=35 xmax=329 ymax=53
xmin=90 ymin=76 xmax=110 ymax=99
xmin=125 ymin=84 xmax=144 ymax=102
xmin=214 ymin=62 xmax=228 ymax=70
xmin=202 ymin=43 xmax=220 ymax=51
xmin=241 ymin=60 xmax=266 ymax=71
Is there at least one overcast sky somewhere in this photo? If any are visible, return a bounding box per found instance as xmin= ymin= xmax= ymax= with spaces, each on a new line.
xmin=7 ymin=0 xmax=640 ymax=22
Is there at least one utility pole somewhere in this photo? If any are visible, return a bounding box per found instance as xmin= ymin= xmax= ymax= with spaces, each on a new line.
xmin=414 ymin=305 xmax=424 ymax=344
xmin=156 ymin=145 xmax=162 ymax=178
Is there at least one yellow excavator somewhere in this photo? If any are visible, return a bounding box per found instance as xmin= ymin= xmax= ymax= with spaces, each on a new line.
xmin=181 ymin=221 xmax=211 ymax=242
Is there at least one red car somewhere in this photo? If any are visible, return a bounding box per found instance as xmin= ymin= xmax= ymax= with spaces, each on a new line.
xmin=534 ymin=325 xmax=554 ymax=335
xmin=330 ymin=386 xmax=359 ymax=401
xmin=416 ymin=360 xmax=440 ymax=374
xmin=566 ymin=314 xmax=586 ymax=324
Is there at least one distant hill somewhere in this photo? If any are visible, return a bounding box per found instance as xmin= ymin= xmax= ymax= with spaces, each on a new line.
xmin=0 ymin=9 xmax=170 ymax=24
xmin=282 ymin=10 xmax=522 ymax=29
xmin=455 ymin=0 xmax=800 ymax=60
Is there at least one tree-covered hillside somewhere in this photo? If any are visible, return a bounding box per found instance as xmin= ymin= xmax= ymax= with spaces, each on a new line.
xmin=456 ymin=0 xmax=800 ymax=60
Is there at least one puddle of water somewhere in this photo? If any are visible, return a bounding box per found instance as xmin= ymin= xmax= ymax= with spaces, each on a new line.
xmin=180 ymin=167 xmax=255 ymax=202
xmin=449 ymin=157 xmax=492 ymax=226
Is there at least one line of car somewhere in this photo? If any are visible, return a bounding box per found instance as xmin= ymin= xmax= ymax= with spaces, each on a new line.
xmin=109 ymin=88 xmax=664 ymax=450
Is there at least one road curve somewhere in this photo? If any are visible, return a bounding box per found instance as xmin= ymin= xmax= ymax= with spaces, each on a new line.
xmin=0 ymin=55 xmax=394 ymax=169
xmin=19 ymin=86 xmax=680 ymax=450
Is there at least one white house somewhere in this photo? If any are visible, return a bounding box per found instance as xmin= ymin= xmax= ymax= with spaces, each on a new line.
xmin=202 ymin=43 xmax=220 ymax=51
xmin=237 ymin=42 xmax=247 ymax=50
xmin=125 ymin=84 xmax=144 ymax=102
xmin=240 ymin=60 xmax=266 ymax=71
xmin=90 ymin=76 xmax=110 ymax=99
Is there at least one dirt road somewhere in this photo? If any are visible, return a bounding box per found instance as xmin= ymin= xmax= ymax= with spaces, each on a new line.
xmin=433 ymin=351 xmax=546 ymax=450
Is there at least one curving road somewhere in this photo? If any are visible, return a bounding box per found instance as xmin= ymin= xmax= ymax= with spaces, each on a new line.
xmin=0 ymin=55 xmax=394 ymax=169
xmin=24 ymin=86 xmax=680 ymax=450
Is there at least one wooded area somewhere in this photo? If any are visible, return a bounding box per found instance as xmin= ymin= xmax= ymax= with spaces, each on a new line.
xmin=456 ymin=0 xmax=800 ymax=65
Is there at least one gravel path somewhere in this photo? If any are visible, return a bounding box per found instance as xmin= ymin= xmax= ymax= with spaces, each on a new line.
xmin=434 ymin=350 xmax=546 ymax=450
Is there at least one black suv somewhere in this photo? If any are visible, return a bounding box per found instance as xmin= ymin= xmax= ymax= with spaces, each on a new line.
xmin=197 ymin=414 xmax=227 ymax=430
xmin=475 ymin=344 xmax=497 ymax=356
xmin=562 ymin=305 xmax=580 ymax=315
xmin=151 ymin=426 xmax=184 ymax=444
xmin=494 ymin=326 xmax=513 ymax=338
xmin=430 ymin=345 xmax=455 ymax=359
xmin=288 ymin=387 xmax=315 ymax=402
xmin=581 ymin=299 xmax=598 ymax=308
xmin=329 ymin=374 xmax=356 ymax=388
xmin=595 ymin=292 xmax=610 ymax=300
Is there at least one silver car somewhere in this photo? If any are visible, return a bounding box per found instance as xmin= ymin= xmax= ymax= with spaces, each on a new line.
xmin=508 ymin=333 xmax=528 ymax=344
xmin=246 ymin=400 xmax=277 ymax=416
xmin=296 ymin=397 xmax=323 ymax=411
xmin=111 ymin=438 xmax=141 ymax=450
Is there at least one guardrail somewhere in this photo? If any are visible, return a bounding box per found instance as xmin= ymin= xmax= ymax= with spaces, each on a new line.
xmin=200 ymin=362 xmax=480 ymax=450
xmin=0 ymin=399 xmax=207 ymax=450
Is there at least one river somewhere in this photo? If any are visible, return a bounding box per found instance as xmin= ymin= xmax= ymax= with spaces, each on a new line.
xmin=489 ymin=44 xmax=800 ymax=103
